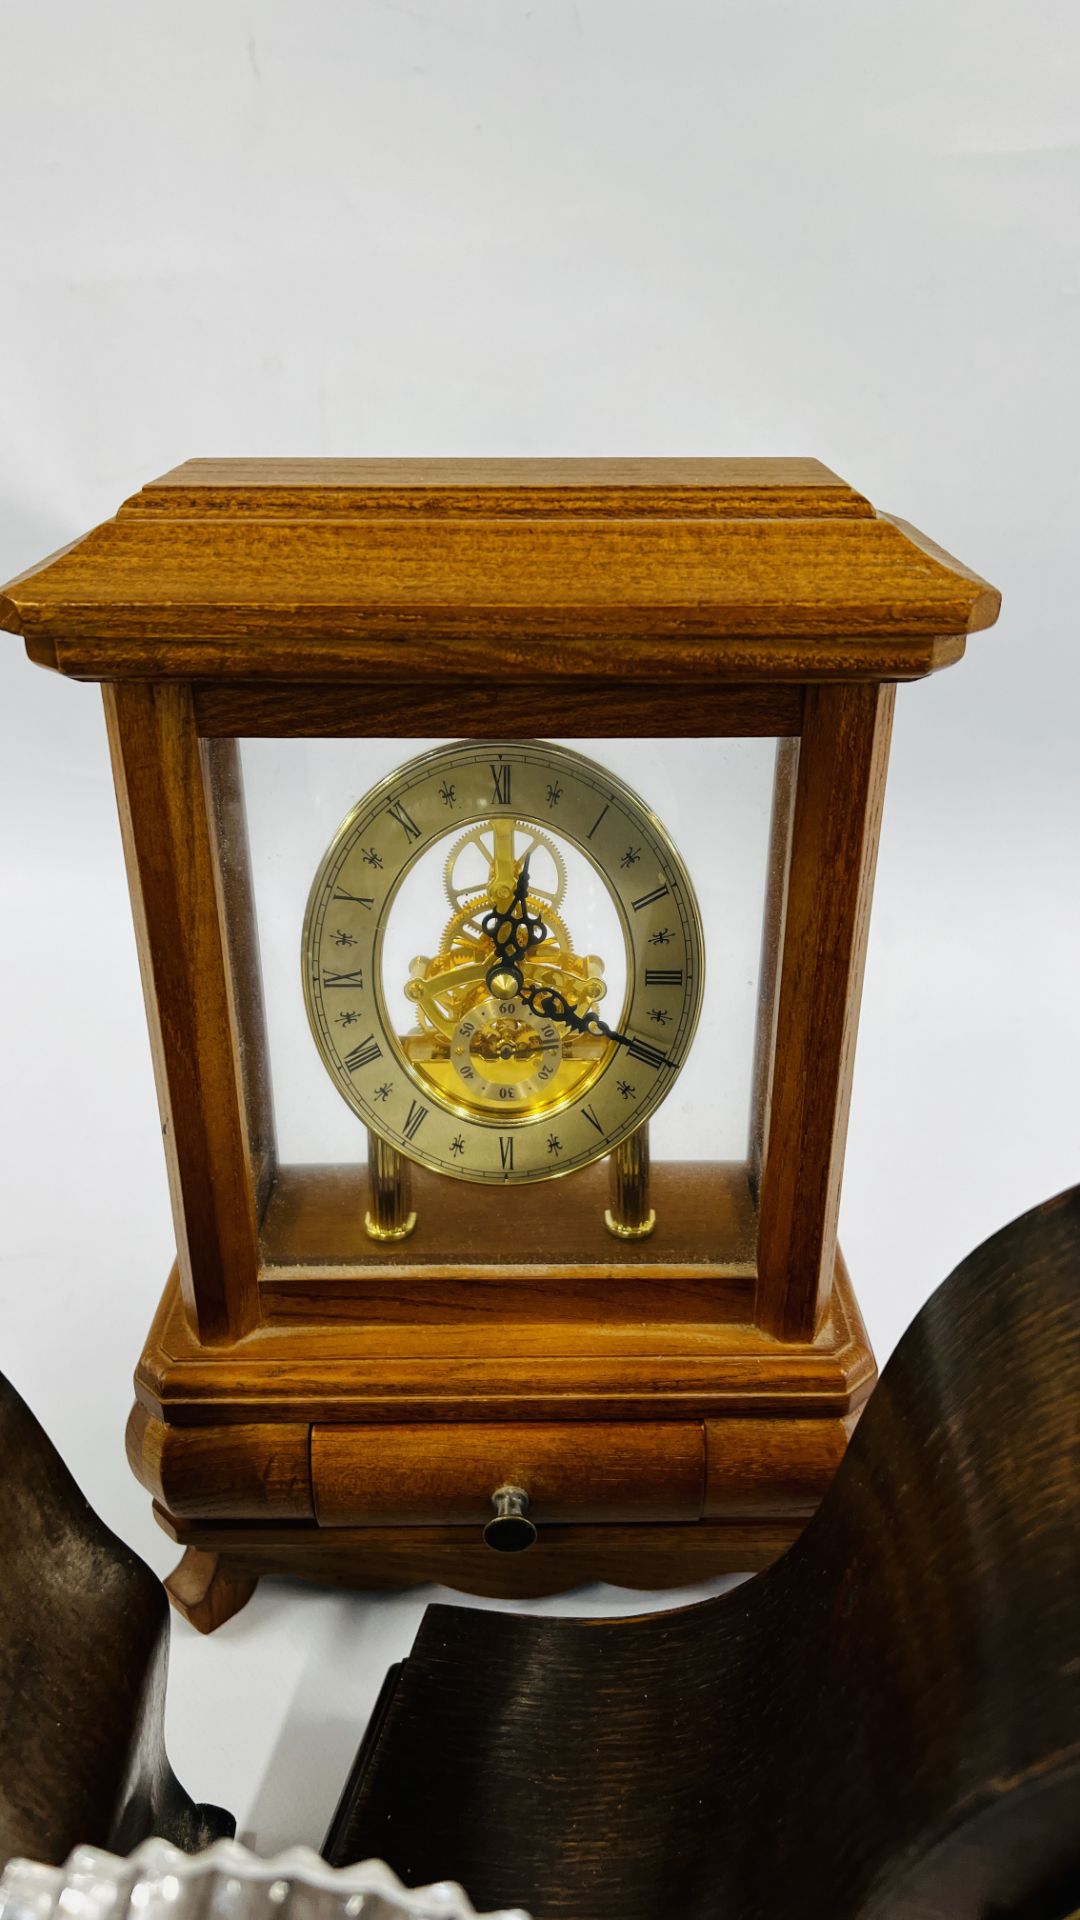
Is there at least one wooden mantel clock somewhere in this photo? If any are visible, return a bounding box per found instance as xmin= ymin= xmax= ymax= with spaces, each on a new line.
xmin=1 ymin=458 xmax=1000 ymax=1632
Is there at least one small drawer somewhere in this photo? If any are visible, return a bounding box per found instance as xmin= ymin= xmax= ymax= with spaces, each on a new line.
xmin=311 ymin=1422 xmax=705 ymax=1527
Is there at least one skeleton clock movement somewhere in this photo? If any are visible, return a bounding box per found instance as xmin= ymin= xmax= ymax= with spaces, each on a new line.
xmin=1 ymin=458 xmax=1000 ymax=1629
xmin=302 ymin=740 xmax=704 ymax=1217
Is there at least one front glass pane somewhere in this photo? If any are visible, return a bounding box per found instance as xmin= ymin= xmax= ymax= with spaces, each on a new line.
xmin=239 ymin=736 xmax=776 ymax=1175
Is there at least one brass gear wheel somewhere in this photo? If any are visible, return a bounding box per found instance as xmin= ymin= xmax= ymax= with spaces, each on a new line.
xmin=402 ymin=820 xmax=596 ymax=1047
xmin=443 ymin=822 xmax=567 ymax=927
xmin=408 ymin=896 xmax=578 ymax=1039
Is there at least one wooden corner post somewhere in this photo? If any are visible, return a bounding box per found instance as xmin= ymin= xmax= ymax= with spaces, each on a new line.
xmin=103 ymin=682 xmax=260 ymax=1344
xmin=755 ymin=681 xmax=895 ymax=1341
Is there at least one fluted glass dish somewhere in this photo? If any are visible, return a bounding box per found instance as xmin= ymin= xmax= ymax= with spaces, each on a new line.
xmin=0 ymin=1838 xmax=530 ymax=1920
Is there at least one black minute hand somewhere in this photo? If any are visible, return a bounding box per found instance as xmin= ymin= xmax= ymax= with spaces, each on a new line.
xmin=517 ymin=980 xmax=670 ymax=1070
xmin=482 ymin=861 xmax=670 ymax=1070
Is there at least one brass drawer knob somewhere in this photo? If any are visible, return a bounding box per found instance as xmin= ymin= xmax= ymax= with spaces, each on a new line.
xmin=483 ymin=1484 xmax=537 ymax=1553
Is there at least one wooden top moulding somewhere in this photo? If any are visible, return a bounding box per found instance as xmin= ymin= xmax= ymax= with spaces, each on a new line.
xmin=1 ymin=457 xmax=1000 ymax=683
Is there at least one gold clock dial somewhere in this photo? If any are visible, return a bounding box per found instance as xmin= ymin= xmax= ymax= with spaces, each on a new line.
xmin=302 ymin=741 xmax=704 ymax=1185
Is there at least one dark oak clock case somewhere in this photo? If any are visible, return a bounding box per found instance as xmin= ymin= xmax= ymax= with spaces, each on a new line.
xmin=1 ymin=458 xmax=1001 ymax=1629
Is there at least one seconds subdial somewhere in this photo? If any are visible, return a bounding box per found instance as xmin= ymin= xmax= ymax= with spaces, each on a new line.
xmin=449 ymin=996 xmax=563 ymax=1106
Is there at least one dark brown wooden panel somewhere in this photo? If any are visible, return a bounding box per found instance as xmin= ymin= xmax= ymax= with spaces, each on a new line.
xmin=192 ymin=679 xmax=802 ymax=738
xmin=0 ymin=1369 xmax=233 ymax=1860
xmin=259 ymin=1158 xmax=758 ymax=1290
xmin=323 ymin=1185 xmax=1080 ymax=1920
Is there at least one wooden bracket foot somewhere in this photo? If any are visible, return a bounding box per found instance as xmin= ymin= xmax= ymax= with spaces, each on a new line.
xmin=164 ymin=1547 xmax=257 ymax=1634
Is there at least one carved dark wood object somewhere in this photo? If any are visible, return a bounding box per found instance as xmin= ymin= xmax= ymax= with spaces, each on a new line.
xmin=0 ymin=1372 xmax=233 ymax=1869
xmin=327 ymin=1185 xmax=1080 ymax=1920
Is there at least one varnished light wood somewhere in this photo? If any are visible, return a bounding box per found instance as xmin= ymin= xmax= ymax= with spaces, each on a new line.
xmin=0 ymin=458 xmax=1001 ymax=1610
xmin=163 ymin=1548 xmax=258 ymax=1637
xmin=327 ymin=1186 xmax=1080 ymax=1919
xmin=128 ymin=455 xmax=877 ymax=517
xmin=311 ymin=1422 xmax=705 ymax=1526
xmin=126 ymin=1403 xmax=313 ymax=1519
xmin=22 ymin=623 xmax=970 ymax=685
xmin=156 ymin=1516 xmax=801 ymax=1605
xmin=133 ymin=1254 xmax=873 ymax=1425
xmin=103 ymin=683 xmax=259 ymax=1343
xmin=191 ymin=679 xmax=803 ymax=739
xmin=1 ymin=462 xmax=999 ymax=680
xmin=703 ymin=1414 xmax=854 ymax=1515
xmin=756 ymin=683 xmax=895 ymax=1339
xmin=129 ymin=1405 xmax=846 ymax=1534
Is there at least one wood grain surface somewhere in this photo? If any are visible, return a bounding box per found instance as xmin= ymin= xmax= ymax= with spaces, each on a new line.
xmin=133 ymin=1412 xmax=849 ymax=1532
xmin=156 ymin=1518 xmax=803 ymax=1605
xmin=756 ymin=683 xmax=895 ymax=1338
xmin=1 ymin=459 xmax=999 ymax=679
xmin=124 ymin=455 xmax=876 ymax=516
xmin=0 ymin=457 xmax=1005 ymax=1615
xmin=327 ymin=1184 xmax=1080 ymax=1920
xmin=104 ymin=683 xmax=259 ymax=1343
xmin=128 ymin=1405 xmax=848 ymax=1539
xmin=703 ymin=1412 xmax=853 ymax=1515
xmin=133 ymin=1251 xmax=874 ymax=1426
xmin=311 ymin=1421 xmax=705 ymax=1526
xmin=162 ymin=1547 xmax=258 ymax=1638
xmin=191 ymin=679 xmax=803 ymax=739
xmin=258 ymin=1158 xmax=758 ymax=1301
xmin=0 ymin=1369 xmax=233 ymax=1866
xmin=126 ymin=1404 xmax=313 ymax=1519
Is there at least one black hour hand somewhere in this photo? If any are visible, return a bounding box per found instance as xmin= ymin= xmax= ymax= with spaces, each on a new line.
xmin=482 ymin=859 xmax=548 ymax=994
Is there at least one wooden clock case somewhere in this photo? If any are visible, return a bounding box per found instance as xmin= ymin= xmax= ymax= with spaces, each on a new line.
xmin=1 ymin=458 xmax=1000 ymax=1631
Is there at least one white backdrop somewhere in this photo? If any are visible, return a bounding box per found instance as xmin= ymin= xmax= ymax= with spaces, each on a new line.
xmin=2 ymin=0 xmax=1078 ymax=1856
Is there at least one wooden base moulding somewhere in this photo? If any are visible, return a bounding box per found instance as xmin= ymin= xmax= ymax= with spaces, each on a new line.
xmin=158 ymin=1525 xmax=808 ymax=1633
xmin=127 ymin=1233 xmax=872 ymax=1630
